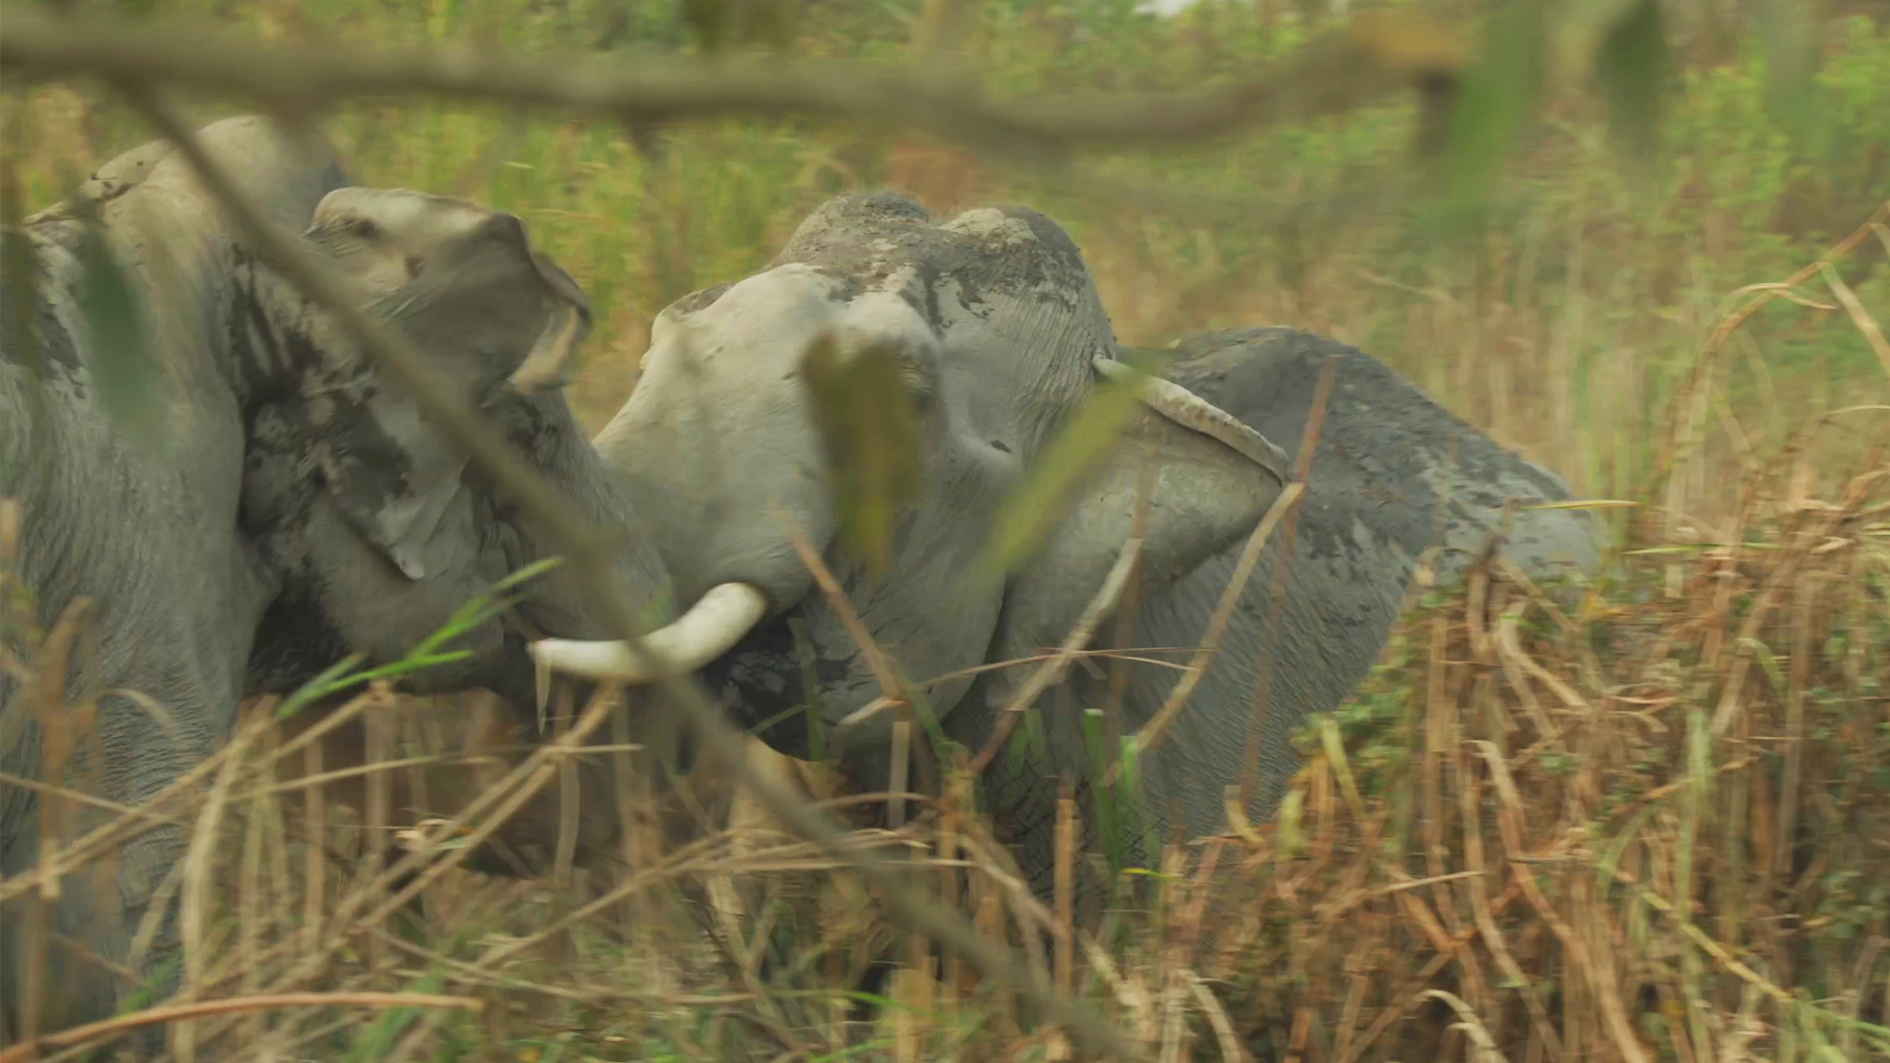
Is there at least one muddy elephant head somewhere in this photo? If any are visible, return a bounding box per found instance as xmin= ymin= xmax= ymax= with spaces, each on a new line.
xmin=237 ymin=184 xmax=676 ymax=708
xmin=534 ymin=192 xmax=1291 ymax=786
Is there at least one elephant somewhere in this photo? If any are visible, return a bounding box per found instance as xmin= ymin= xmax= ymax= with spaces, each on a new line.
xmin=526 ymin=191 xmax=1604 ymax=911
xmin=1 ymin=115 xmax=352 ymax=1045
xmin=955 ymin=323 xmax=1605 ymax=890
xmin=0 ymin=117 xmax=703 ymax=1051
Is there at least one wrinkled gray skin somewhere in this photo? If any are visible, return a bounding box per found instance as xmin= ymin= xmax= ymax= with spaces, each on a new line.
xmin=235 ymin=186 xmax=667 ymax=711
xmin=0 ymin=120 xmax=647 ymax=1050
xmin=599 ymin=194 xmax=1602 ymax=905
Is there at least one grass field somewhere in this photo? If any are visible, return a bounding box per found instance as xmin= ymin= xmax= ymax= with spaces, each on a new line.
xmin=12 ymin=1 xmax=1889 ymax=527
xmin=5 ymin=1 xmax=1890 ymax=1059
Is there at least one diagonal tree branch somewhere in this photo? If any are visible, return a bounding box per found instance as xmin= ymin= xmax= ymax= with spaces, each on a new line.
xmin=120 ymin=89 xmax=1149 ymax=1063
xmin=1 ymin=9 xmax=1466 ymax=163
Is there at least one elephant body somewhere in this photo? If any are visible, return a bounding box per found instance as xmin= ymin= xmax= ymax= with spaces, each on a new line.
xmin=1 ymin=118 xmax=349 ymax=1042
xmin=946 ymin=326 xmax=1603 ymax=893
xmin=1 ymin=122 xmax=644 ymax=1049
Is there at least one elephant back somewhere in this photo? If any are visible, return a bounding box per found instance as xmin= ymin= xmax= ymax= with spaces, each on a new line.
xmin=1162 ymin=326 xmax=1603 ymax=584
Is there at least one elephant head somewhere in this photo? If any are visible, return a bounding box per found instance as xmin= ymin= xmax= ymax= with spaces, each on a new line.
xmin=237 ymin=184 xmax=675 ymax=707
xmin=534 ymin=192 xmax=1291 ymax=791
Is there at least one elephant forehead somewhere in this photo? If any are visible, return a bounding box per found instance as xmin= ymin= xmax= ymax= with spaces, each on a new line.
xmin=658 ymin=263 xmax=937 ymax=372
xmin=831 ymin=283 xmax=943 ymax=364
xmin=312 ymin=187 xmax=491 ymax=244
xmin=771 ymin=193 xmax=1101 ymax=326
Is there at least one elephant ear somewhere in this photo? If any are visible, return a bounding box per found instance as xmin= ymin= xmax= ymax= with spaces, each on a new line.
xmin=314 ymin=383 xmax=470 ymax=582
xmin=990 ymin=357 xmax=1290 ymax=666
xmin=507 ymin=249 xmax=594 ymax=393
xmin=311 ymin=237 xmax=594 ymax=582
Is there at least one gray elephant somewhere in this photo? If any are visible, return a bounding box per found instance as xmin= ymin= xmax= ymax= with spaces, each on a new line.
xmin=955 ymin=323 xmax=1605 ymax=893
xmin=2 ymin=116 xmax=350 ymax=1045
xmin=0 ymin=119 xmax=681 ymax=1050
xmin=527 ymin=192 xmax=1603 ymax=906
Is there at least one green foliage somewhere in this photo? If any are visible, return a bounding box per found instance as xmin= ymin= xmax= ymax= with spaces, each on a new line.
xmin=275 ymin=557 xmax=563 ymax=718
xmin=1435 ymin=0 xmax=1545 ymax=215
xmin=980 ymin=349 xmax=1158 ymax=578
xmin=1755 ymin=0 xmax=1830 ymax=159
xmin=343 ymin=967 xmax=451 ymax=1061
xmin=1593 ymin=0 xmax=1672 ymax=171
xmin=800 ymin=330 xmax=926 ymax=579
xmin=70 ymin=201 xmax=167 ymax=452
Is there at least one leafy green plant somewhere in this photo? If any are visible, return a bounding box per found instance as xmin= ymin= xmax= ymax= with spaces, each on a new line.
xmin=275 ymin=557 xmax=564 ymax=719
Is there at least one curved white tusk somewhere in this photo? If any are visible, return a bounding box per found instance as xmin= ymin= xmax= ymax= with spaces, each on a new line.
xmin=528 ymin=582 xmax=771 ymax=706
xmin=1093 ymin=355 xmax=1290 ymax=486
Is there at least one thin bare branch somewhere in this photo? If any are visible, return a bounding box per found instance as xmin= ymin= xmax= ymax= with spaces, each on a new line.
xmin=1 ymin=9 xmax=1465 ymax=161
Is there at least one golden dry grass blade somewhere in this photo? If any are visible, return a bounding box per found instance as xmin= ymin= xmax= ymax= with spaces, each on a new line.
xmin=1054 ymin=782 xmax=1075 ymax=999
xmin=1818 ymin=260 xmax=1890 ymax=381
xmin=968 ymin=537 xmax=1145 ymax=775
xmin=170 ymin=702 xmax=275 ymax=1062
xmin=1472 ymin=740 xmax=1650 ymax=1063
xmin=0 ymin=992 xmax=483 ymax=1063
xmin=1459 ymin=754 xmax=1564 ymax=1061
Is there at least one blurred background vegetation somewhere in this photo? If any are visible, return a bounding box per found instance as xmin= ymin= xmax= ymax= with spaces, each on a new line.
xmin=8 ymin=0 xmax=1887 ymax=545
xmin=6 ymin=3 xmax=1890 ymax=1058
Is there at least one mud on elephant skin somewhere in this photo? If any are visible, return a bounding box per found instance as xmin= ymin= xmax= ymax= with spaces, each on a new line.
xmin=234 ymin=183 xmax=675 ymax=711
xmin=0 ymin=118 xmax=645 ymax=1051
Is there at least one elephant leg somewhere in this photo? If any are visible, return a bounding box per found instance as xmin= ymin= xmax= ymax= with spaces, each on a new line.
xmin=1 ymin=700 xmax=208 ymax=1059
xmin=1 ymin=818 xmax=186 ymax=1058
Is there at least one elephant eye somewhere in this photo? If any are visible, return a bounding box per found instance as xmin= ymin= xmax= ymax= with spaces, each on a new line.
xmin=902 ymin=368 xmax=936 ymax=414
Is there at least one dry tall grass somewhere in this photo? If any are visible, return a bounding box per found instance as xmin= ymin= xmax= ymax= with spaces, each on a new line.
xmin=5 ymin=204 xmax=1887 ymax=1062
xmin=5 ymin=3 xmax=1890 ymax=1060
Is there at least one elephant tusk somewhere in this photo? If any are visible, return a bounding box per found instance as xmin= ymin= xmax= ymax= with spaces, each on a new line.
xmin=527 ymin=582 xmax=771 ymax=704
xmin=1093 ymin=355 xmax=1291 ymax=486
